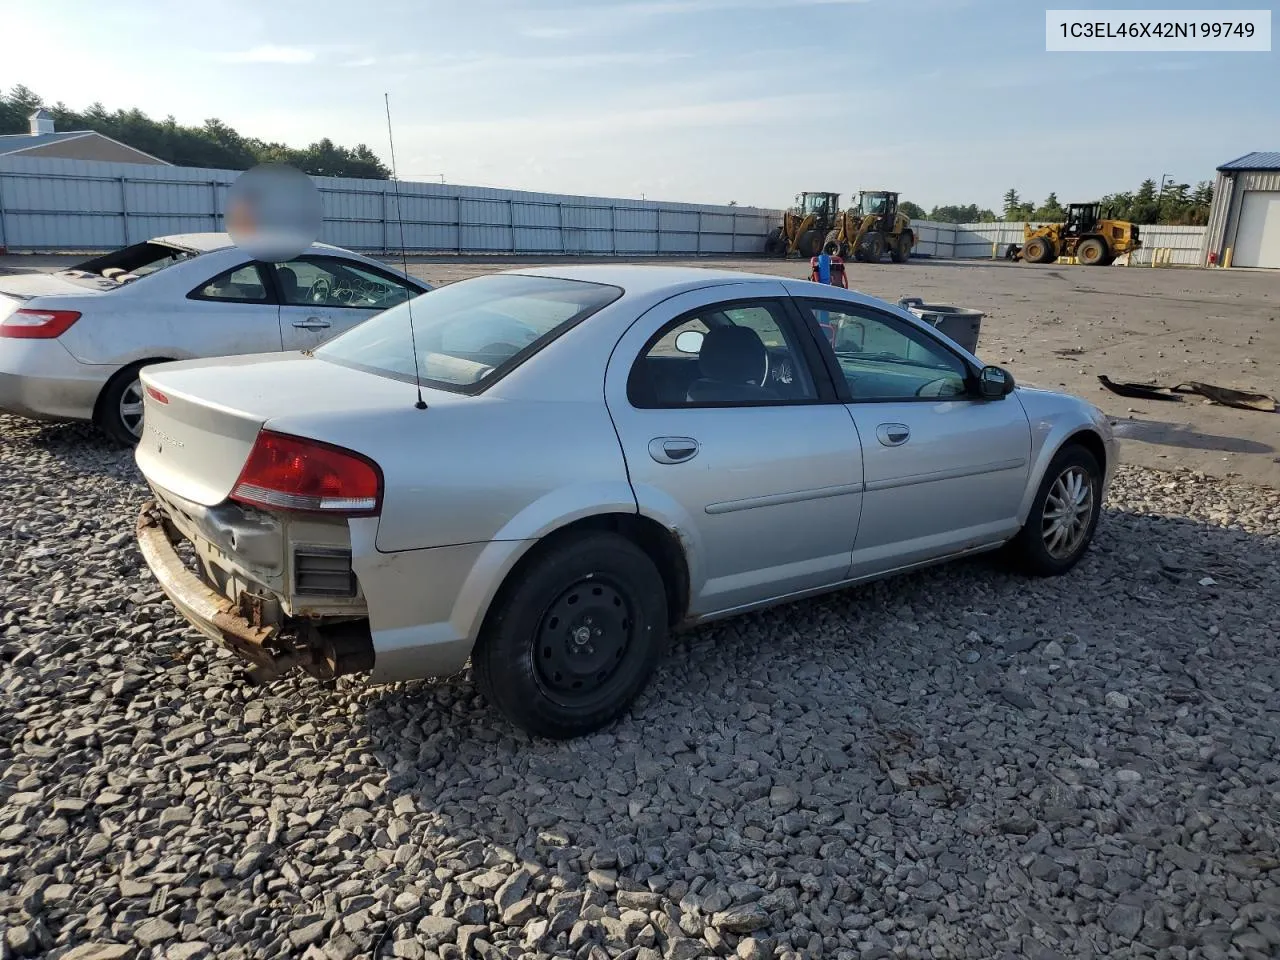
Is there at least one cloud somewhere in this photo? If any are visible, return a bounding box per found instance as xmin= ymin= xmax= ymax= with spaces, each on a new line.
xmin=215 ymin=45 xmax=317 ymax=65
xmin=342 ymin=56 xmax=379 ymax=68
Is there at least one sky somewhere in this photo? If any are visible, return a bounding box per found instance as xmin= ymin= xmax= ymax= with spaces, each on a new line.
xmin=3 ymin=0 xmax=1277 ymax=211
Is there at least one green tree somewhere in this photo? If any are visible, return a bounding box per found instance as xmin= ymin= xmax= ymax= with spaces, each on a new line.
xmin=899 ymin=200 xmax=926 ymax=220
xmin=1002 ymin=188 xmax=1022 ymax=220
xmin=1033 ymin=192 xmax=1066 ymax=221
xmin=0 ymin=86 xmax=390 ymax=178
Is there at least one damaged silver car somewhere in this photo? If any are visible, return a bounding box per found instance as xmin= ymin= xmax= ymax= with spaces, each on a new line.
xmin=135 ymin=266 xmax=1117 ymax=738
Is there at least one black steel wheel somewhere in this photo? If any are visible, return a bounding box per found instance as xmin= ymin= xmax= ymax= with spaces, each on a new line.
xmin=473 ymin=531 xmax=668 ymax=738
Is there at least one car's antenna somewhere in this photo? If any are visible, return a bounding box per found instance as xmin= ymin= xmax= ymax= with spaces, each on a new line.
xmin=385 ymin=92 xmax=427 ymax=410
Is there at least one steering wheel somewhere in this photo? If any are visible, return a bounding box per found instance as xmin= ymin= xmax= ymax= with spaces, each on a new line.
xmin=307 ymin=277 xmax=331 ymax=304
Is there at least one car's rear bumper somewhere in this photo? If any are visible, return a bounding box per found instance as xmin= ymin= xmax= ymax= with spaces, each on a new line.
xmin=136 ymin=499 xmax=288 ymax=671
xmin=0 ymin=339 xmax=105 ymax=421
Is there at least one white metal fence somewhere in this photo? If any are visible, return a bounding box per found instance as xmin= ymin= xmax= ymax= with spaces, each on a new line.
xmin=0 ymin=155 xmax=1210 ymax=264
xmin=0 ymin=155 xmax=781 ymax=256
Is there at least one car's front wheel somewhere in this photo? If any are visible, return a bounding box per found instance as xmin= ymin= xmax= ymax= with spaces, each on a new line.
xmin=95 ymin=362 xmax=151 ymax=446
xmin=1009 ymin=443 xmax=1103 ymax=576
xmin=474 ymin=531 xmax=668 ymax=739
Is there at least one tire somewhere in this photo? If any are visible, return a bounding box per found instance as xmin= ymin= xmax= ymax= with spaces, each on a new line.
xmin=473 ymin=531 xmax=669 ymax=739
xmin=1022 ymin=237 xmax=1053 ymax=264
xmin=890 ymin=232 xmax=912 ymax=263
xmin=1008 ymin=444 xmax=1103 ymax=577
xmin=94 ymin=361 xmax=154 ymax=446
xmin=1077 ymin=237 xmax=1107 ymax=266
xmin=798 ymin=230 xmax=820 ymax=259
xmin=764 ymin=227 xmax=785 ymax=257
xmin=823 ymin=229 xmax=842 ymax=256
xmin=859 ymin=233 xmax=884 ymax=263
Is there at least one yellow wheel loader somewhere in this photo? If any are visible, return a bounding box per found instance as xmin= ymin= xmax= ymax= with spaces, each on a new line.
xmin=824 ymin=191 xmax=915 ymax=264
xmin=765 ymin=191 xmax=840 ymax=258
xmin=1008 ymin=203 xmax=1142 ymax=266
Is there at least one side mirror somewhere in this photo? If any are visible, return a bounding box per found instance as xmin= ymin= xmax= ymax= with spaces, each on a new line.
xmin=978 ymin=365 xmax=1014 ymax=400
xmin=675 ymin=330 xmax=705 ymax=354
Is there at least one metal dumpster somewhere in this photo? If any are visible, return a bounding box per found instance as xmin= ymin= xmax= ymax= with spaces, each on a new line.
xmin=897 ymin=297 xmax=984 ymax=355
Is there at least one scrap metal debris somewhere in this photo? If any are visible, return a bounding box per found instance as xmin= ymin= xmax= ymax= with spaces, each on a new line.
xmin=1098 ymin=376 xmax=1276 ymax=412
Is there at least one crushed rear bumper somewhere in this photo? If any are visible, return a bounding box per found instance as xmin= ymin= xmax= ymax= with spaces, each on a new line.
xmin=136 ymin=500 xmax=374 ymax=680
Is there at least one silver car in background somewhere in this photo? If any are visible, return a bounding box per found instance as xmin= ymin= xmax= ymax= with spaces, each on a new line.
xmin=133 ymin=266 xmax=1117 ymax=738
xmin=0 ymin=232 xmax=431 ymax=443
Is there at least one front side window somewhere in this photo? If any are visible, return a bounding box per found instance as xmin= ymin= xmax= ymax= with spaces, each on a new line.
xmin=191 ymin=263 xmax=270 ymax=302
xmin=274 ymin=257 xmax=416 ymax=309
xmin=629 ymin=299 xmax=818 ymax=407
xmin=314 ymin=274 xmax=621 ymax=392
xmin=800 ymin=301 xmax=969 ymax=401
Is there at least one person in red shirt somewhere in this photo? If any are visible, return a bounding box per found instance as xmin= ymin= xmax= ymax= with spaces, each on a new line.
xmin=810 ymin=242 xmax=848 ymax=289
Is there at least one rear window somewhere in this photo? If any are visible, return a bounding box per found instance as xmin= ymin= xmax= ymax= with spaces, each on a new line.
xmin=313 ymin=274 xmax=622 ymax=393
xmin=62 ymin=241 xmax=199 ymax=289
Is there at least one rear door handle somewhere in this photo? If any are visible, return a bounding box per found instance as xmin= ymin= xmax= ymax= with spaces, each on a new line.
xmin=292 ymin=317 xmax=331 ymax=329
xmin=649 ymin=437 xmax=699 ymax=464
xmin=877 ymin=423 xmax=910 ymax=446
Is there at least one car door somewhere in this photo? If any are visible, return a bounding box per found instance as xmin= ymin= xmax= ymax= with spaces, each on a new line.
xmin=794 ymin=297 xmax=1032 ymax=576
xmin=272 ymin=255 xmax=419 ymax=351
xmin=183 ymin=261 xmax=285 ymax=354
xmin=605 ymin=283 xmax=864 ymax=616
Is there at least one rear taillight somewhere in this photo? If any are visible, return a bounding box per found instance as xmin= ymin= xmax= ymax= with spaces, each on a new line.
xmin=231 ymin=431 xmax=382 ymax=516
xmin=0 ymin=309 xmax=81 ymax=339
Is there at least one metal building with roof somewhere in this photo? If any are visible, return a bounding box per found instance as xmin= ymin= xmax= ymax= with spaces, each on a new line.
xmin=0 ymin=109 xmax=170 ymax=166
xmin=1201 ymin=151 xmax=1280 ymax=268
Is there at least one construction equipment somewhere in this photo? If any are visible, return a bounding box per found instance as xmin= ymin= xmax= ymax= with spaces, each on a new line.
xmin=825 ymin=191 xmax=915 ymax=264
xmin=1007 ymin=203 xmax=1142 ymax=266
xmin=765 ymin=192 xmax=841 ymax=258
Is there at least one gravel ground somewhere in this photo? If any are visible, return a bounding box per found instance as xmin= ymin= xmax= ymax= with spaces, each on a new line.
xmin=2 ymin=414 xmax=1279 ymax=960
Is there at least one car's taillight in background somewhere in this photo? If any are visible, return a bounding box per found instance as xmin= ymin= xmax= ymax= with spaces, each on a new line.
xmin=0 ymin=309 xmax=82 ymax=339
xmin=231 ymin=430 xmax=382 ymax=516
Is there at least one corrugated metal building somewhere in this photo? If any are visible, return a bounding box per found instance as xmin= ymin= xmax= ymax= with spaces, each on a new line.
xmin=1201 ymin=151 xmax=1280 ymax=269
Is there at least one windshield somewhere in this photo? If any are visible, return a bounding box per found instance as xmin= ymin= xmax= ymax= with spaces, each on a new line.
xmin=802 ymin=194 xmax=831 ymax=215
xmin=859 ymin=194 xmax=887 ymax=216
xmin=314 ymin=274 xmax=623 ymax=393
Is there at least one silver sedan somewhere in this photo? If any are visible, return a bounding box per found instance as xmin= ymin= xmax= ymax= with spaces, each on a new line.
xmin=133 ymin=266 xmax=1117 ymax=738
xmin=0 ymin=233 xmax=430 ymax=444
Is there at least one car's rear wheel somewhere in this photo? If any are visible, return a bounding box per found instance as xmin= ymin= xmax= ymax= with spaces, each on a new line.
xmin=95 ymin=362 xmax=152 ymax=446
xmin=473 ymin=531 xmax=668 ymax=739
xmin=1009 ymin=443 xmax=1102 ymax=576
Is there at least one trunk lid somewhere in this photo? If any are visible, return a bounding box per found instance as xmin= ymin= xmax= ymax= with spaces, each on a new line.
xmin=136 ymin=352 xmax=456 ymax=506
xmin=0 ymin=272 xmax=114 ymax=299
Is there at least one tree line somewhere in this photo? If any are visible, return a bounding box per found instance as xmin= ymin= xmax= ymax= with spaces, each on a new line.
xmin=0 ymin=85 xmax=390 ymax=179
xmin=898 ymin=179 xmax=1214 ymax=226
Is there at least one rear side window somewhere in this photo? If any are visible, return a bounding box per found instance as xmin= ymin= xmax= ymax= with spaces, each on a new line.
xmin=314 ymin=274 xmax=622 ymax=393
xmin=190 ymin=264 xmax=272 ymax=303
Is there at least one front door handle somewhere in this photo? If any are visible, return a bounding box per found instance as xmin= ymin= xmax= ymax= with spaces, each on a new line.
xmin=877 ymin=423 xmax=910 ymax=446
xmin=292 ymin=317 xmax=331 ymax=330
xmin=649 ymin=437 xmax=699 ymax=464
